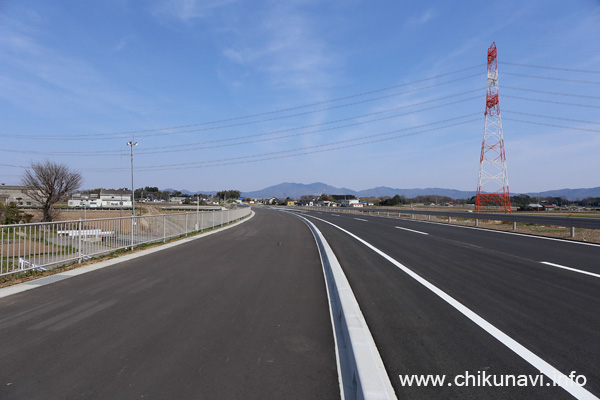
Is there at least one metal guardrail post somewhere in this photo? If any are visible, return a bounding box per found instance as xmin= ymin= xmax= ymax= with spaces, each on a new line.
xmin=513 ymin=221 xmax=517 ymax=231
xmin=571 ymin=226 xmax=575 ymax=238
xmin=163 ymin=214 xmax=167 ymax=243
xmin=78 ymin=218 xmax=82 ymax=264
xmin=428 ymin=214 xmax=431 ymax=221
xmin=185 ymin=213 xmax=188 ymax=236
xmin=448 ymin=216 xmax=452 ymax=224
xmin=130 ymin=215 xmax=135 ymax=250
xmin=475 ymin=218 xmax=479 ymax=227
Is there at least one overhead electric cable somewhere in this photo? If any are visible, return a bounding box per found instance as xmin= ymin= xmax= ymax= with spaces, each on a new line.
xmin=503 ymin=118 xmax=600 ymax=133
xmin=501 ymin=61 xmax=600 ymax=74
xmin=502 ymin=72 xmax=600 ymax=85
xmin=503 ymin=86 xmax=600 ymax=100
xmin=0 ymin=72 xmax=482 ymax=141
xmin=86 ymin=119 xmax=481 ymax=172
xmin=503 ymin=95 xmax=600 ymax=109
xmin=0 ymin=92 xmax=481 ymax=156
xmin=503 ymin=110 xmax=600 ymax=125
xmin=84 ymin=114 xmax=481 ymax=172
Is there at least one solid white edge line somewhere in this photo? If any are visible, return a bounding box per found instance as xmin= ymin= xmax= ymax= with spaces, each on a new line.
xmin=306 ymin=214 xmax=599 ymax=400
xmin=293 ymin=212 xmax=397 ymax=400
xmin=395 ymin=226 xmax=428 ymax=235
xmin=540 ymin=262 xmax=600 ymax=279
xmin=0 ymin=211 xmax=255 ymax=300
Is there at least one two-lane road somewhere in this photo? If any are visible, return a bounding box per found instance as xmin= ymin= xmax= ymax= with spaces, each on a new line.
xmin=290 ymin=208 xmax=600 ymax=399
xmin=0 ymin=209 xmax=339 ymax=400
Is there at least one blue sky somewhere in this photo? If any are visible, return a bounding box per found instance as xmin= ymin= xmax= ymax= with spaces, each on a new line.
xmin=1 ymin=0 xmax=599 ymax=193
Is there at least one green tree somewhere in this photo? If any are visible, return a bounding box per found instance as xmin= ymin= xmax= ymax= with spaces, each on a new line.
xmin=0 ymin=202 xmax=32 ymax=224
xmin=319 ymin=194 xmax=334 ymax=202
xmin=217 ymin=190 xmax=241 ymax=201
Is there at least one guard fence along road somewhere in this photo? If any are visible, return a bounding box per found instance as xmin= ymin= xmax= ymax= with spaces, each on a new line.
xmin=0 ymin=207 xmax=251 ymax=277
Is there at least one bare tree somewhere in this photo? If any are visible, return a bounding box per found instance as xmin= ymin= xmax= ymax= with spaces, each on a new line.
xmin=21 ymin=161 xmax=83 ymax=222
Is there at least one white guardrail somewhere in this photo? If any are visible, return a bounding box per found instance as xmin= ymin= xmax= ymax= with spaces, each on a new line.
xmin=1 ymin=207 xmax=251 ymax=277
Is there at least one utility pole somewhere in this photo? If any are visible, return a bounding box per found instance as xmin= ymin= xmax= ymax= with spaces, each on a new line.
xmin=127 ymin=138 xmax=138 ymax=248
xmin=476 ymin=42 xmax=511 ymax=214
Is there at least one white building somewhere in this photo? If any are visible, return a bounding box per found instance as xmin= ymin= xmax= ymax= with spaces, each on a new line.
xmin=169 ymin=196 xmax=187 ymax=204
xmin=339 ymin=199 xmax=363 ymax=207
xmin=0 ymin=184 xmax=42 ymax=207
xmin=68 ymin=193 xmax=101 ymax=208
xmin=100 ymin=189 xmax=132 ymax=208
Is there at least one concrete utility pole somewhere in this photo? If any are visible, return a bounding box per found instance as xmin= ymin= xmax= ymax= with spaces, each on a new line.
xmin=127 ymin=138 xmax=138 ymax=248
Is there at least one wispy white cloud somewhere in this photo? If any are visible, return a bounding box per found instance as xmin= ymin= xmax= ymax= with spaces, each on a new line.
xmin=112 ymin=35 xmax=133 ymax=52
xmin=153 ymin=0 xmax=241 ymax=22
xmin=219 ymin=2 xmax=342 ymax=94
xmin=0 ymin=26 xmax=152 ymax=121
xmin=406 ymin=7 xmax=436 ymax=28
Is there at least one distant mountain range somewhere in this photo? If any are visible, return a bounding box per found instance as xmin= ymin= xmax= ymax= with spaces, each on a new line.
xmin=165 ymin=182 xmax=600 ymax=201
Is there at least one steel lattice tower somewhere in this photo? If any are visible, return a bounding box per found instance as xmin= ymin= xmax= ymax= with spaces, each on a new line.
xmin=476 ymin=42 xmax=511 ymax=213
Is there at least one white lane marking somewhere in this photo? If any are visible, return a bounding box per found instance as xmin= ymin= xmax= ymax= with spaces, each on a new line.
xmin=308 ymin=215 xmax=599 ymax=400
xmin=540 ymin=262 xmax=600 ymax=279
xmin=331 ymin=214 xmax=340 ymax=216
xmin=379 ymin=216 xmax=600 ymax=248
xmin=354 ymin=218 xmax=368 ymax=222
xmin=395 ymin=226 xmax=428 ymax=235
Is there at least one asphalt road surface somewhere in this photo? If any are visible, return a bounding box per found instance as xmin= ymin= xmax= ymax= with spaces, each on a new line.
xmin=0 ymin=209 xmax=339 ymax=400
xmin=290 ymin=208 xmax=599 ymax=400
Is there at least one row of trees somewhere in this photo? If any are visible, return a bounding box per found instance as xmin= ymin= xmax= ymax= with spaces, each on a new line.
xmin=316 ymin=193 xmax=600 ymax=209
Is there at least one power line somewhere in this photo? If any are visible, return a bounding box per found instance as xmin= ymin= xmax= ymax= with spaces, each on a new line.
xmin=503 ymin=86 xmax=600 ymax=100
xmin=0 ymin=163 xmax=26 ymax=169
xmin=503 ymin=118 xmax=600 ymax=133
xmin=501 ymin=61 xmax=600 ymax=74
xmin=0 ymin=68 xmax=483 ymax=141
xmin=503 ymin=110 xmax=600 ymax=125
xmin=503 ymin=94 xmax=600 ymax=109
xmin=84 ymin=114 xmax=482 ymax=172
xmin=100 ymin=119 xmax=482 ymax=172
xmin=0 ymin=91 xmax=482 ymax=156
xmin=502 ymin=72 xmax=600 ymax=85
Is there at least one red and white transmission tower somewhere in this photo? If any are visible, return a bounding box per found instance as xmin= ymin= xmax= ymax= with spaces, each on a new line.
xmin=476 ymin=42 xmax=511 ymax=213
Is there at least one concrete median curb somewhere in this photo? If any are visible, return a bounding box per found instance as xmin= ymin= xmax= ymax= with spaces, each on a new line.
xmin=295 ymin=213 xmax=397 ymax=400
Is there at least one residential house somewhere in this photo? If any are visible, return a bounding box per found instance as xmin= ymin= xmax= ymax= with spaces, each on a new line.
xmin=0 ymin=184 xmax=41 ymax=207
xmin=339 ymin=199 xmax=363 ymax=207
xmin=100 ymin=189 xmax=132 ymax=208
xmin=68 ymin=193 xmax=101 ymax=208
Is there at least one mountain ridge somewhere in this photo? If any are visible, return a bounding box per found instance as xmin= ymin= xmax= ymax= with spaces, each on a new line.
xmin=164 ymin=183 xmax=600 ymax=201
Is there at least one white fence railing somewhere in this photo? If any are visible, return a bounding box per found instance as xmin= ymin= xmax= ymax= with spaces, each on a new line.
xmin=1 ymin=207 xmax=251 ymax=277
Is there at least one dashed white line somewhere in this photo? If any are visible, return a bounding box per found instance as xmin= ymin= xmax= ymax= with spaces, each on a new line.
xmin=395 ymin=226 xmax=428 ymax=235
xmin=540 ymin=262 xmax=600 ymax=279
xmin=308 ymin=215 xmax=599 ymax=400
xmin=354 ymin=218 xmax=368 ymax=222
xmin=331 ymin=214 xmax=340 ymax=217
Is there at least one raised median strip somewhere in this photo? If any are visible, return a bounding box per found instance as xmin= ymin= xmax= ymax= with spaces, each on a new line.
xmin=293 ymin=213 xmax=397 ymax=400
xmin=0 ymin=211 xmax=255 ymax=299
